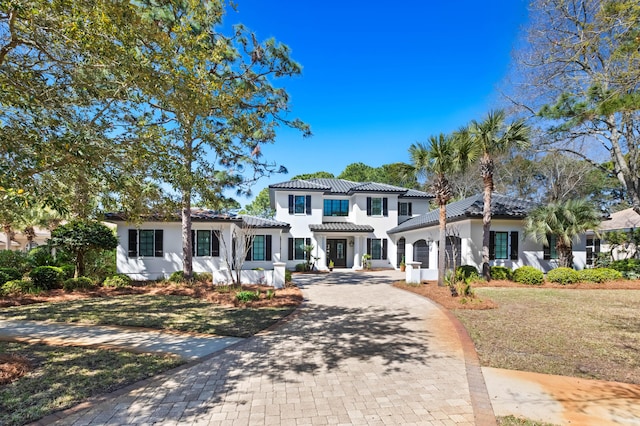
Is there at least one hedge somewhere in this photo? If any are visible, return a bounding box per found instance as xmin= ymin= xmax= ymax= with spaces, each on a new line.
xmin=513 ymin=266 xmax=544 ymax=285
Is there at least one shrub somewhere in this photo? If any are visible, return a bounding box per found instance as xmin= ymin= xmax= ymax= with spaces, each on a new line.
xmin=0 ymin=271 xmax=10 ymax=286
xmin=455 ymin=265 xmax=480 ymax=282
xmin=609 ymin=259 xmax=640 ymax=274
xmin=59 ymin=264 xmax=75 ymax=280
xmin=285 ymin=269 xmax=292 ymax=283
xmin=194 ymin=272 xmax=212 ymax=283
xmin=169 ymin=271 xmax=185 ymax=282
xmin=103 ymin=274 xmax=133 ymax=288
xmin=29 ymin=266 xmax=64 ymax=290
xmin=63 ymin=277 xmax=95 ymax=291
xmin=236 ymin=290 xmax=260 ymax=303
xmin=547 ymin=267 xmax=580 ymax=285
xmin=577 ymin=268 xmax=623 ymax=283
xmin=513 ymin=266 xmax=544 ymax=285
xmin=1 ymin=280 xmax=40 ymax=296
xmin=295 ymin=263 xmax=308 ymax=272
xmin=0 ymin=267 xmax=21 ymax=282
xmin=0 ymin=250 xmax=30 ymax=274
xmin=27 ymin=246 xmax=57 ymax=268
xmin=490 ymin=266 xmax=512 ymax=280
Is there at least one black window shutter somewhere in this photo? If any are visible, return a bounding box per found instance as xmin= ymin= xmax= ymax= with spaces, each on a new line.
xmin=306 ymin=195 xmax=312 ymax=215
xmin=489 ymin=231 xmax=496 ymax=260
xmin=288 ymin=194 xmax=294 ymax=214
xmin=366 ymin=197 xmax=372 ymax=216
xmin=595 ymin=238 xmax=601 ymax=253
xmin=408 ymin=202 xmax=412 ymax=216
xmin=266 ymin=235 xmax=272 ymax=261
xmin=383 ymin=198 xmax=388 ymax=216
xmin=288 ymin=238 xmax=294 ymax=260
xmin=212 ymin=231 xmax=220 ymax=257
xmin=245 ymin=237 xmax=253 ymax=261
xmin=382 ymin=239 xmax=388 ymax=259
xmin=510 ymin=231 xmax=519 ymax=260
xmin=397 ymin=202 xmax=401 ymax=213
xmin=128 ymin=230 xmax=138 ymax=257
xmin=367 ymin=238 xmax=372 ymax=255
xmin=155 ymin=230 xmax=163 ymax=257
xmin=305 ymin=238 xmax=311 ymax=260
xmin=191 ymin=230 xmax=195 ymax=257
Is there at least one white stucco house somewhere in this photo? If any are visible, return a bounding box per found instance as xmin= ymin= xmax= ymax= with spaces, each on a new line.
xmin=387 ymin=193 xmax=591 ymax=281
xmin=596 ymin=208 xmax=640 ymax=261
xmin=268 ymin=178 xmax=432 ymax=270
xmin=105 ymin=210 xmax=291 ymax=283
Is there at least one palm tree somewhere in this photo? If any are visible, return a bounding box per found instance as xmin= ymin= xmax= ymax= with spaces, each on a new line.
xmin=524 ymin=199 xmax=601 ymax=268
xmin=409 ymin=133 xmax=477 ymax=286
xmin=469 ymin=110 xmax=530 ymax=280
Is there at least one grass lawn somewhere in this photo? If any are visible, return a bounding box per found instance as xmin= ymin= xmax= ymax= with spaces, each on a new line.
xmin=454 ymin=287 xmax=640 ymax=384
xmin=0 ymin=341 xmax=183 ymax=426
xmin=0 ymin=294 xmax=296 ymax=337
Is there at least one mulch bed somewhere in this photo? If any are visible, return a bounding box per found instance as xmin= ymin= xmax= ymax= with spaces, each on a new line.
xmin=0 ymin=354 xmax=30 ymax=385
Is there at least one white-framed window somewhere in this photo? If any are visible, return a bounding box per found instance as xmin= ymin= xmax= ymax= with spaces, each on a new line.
xmin=192 ymin=230 xmax=220 ymax=257
xmin=366 ymin=197 xmax=388 ymax=216
xmin=128 ymin=229 xmax=163 ymax=257
xmin=246 ymin=235 xmax=272 ymax=261
xmin=289 ymin=237 xmax=311 ymax=261
xmin=398 ymin=202 xmax=412 ymax=216
xmin=371 ymin=198 xmax=382 ymax=216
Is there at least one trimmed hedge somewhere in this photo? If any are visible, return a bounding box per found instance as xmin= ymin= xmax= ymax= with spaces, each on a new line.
xmin=29 ymin=266 xmax=64 ymax=290
xmin=0 ymin=267 xmax=21 ymax=283
xmin=577 ymin=268 xmax=623 ymax=283
xmin=63 ymin=277 xmax=95 ymax=291
xmin=103 ymin=274 xmax=133 ymax=288
xmin=513 ymin=266 xmax=544 ymax=285
xmin=490 ymin=266 xmax=512 ymax=280
xmin=546 ymin=267 xmax=580 ymax=285
xmin=609 ymin=259 xmax=640 ymax=274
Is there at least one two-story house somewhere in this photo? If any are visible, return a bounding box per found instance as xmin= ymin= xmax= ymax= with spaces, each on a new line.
xmin=268 ymin=178 xmax=432 ymax=270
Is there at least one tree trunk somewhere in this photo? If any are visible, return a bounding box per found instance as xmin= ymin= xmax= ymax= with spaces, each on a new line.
xmin=481 ymin=161 xmax=493 ymax=280
xmin=76 ymin=250 xmax=85 ymax=278
xmin=182 ymin=189 xmax=193 ymax=280
xmin=438 ymin=203 xmax=447 ymax=287
xmin=558 ymin=242 xmax=573 ymax=269
xmin=3 ymin=224 xmax=13 ymax=250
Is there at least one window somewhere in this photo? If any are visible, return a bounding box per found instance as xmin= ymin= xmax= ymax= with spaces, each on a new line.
xmin=367 ymin=238 xmax=388 ymax=260
xmin=490 ymin=231 xmax=519 ymax=260
xmin=366 ymin=197 xmax=388 ymax=216
xmin=289 ymin=237 xmax=311 ymax=260
xmin=288 ymin=194 xmax=311 ymax=215
xmin=128 ymin=229 xmax=163 ymax=257
xmin=197 ymin=230 xmax=211 ymax=257
xmin=324 ymin=199 xmax=349 ymax=216
xmin=246 ymin=235 xmax=272 ymax=261
xmin=191 ymin=230 xmax=220 ymax=257
xmin=586 ymin=236 xmax=600 ymax=267
xmin=413 ymin=239 xmax=429 ymax=267
xmin=544 ymin=234 xmax=559 ymax=260
xmin=398 ymin=202 xmax=412 ymax=216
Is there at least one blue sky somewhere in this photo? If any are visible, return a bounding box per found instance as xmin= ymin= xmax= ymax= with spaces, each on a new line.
xmin=226 ymin=1 xmax=530 ymax=206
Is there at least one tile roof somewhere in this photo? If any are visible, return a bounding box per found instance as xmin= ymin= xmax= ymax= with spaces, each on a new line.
xmin=105 ymin=210 xmax=289 ymax=229
xmin=270 ymin=178 xmax=431 ymax=198
xmin=238 ymin=215 xmax=290 ymax=229
xmin=309 ymin=222 xmax=375 ymax=233
xmin=388 ymin=193 xmax=537 ymax=234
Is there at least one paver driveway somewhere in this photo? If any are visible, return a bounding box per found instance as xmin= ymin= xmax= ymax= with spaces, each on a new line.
xmin=49 ymin=270 xmax=490 ymax=426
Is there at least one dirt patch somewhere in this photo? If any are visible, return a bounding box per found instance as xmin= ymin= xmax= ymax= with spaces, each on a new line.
xmin=0 ymin=282 xmax=303 ymax=309
xmin=0 ymin=354 xmax=30 ymax=385
xmin=393 ymin=281 xmax=498 ymax=310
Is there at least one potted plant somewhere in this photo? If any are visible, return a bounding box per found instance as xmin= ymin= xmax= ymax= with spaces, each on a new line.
xmin=328 ymin=259 xmax=334 ymax=271
xmin=400 ymin=255 xmax=406 ymax=272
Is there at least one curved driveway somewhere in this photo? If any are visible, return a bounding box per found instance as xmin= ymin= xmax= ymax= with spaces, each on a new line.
xmin=49 ymin=270 xmax=493 ymax=425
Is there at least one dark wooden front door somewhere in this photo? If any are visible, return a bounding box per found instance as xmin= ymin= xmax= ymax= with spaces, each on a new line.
xmin=327 ymin=239 xmax=347 ymax=268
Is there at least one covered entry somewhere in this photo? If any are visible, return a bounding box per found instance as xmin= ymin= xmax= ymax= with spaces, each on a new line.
xmin=326 ymin=239 xmax=347 ymax=268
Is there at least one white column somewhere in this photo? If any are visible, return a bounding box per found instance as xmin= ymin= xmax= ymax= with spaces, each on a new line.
xmin=353 ymin=236 xmax=362 ymax=269
xmin=272 ymin=262 xmax=286 ymax=289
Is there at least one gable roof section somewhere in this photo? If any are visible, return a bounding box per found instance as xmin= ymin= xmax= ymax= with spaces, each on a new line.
xmin=309 ymin=222 xmax=374 ymax=233
xmin=269 ymin=178 xmax=431 ymax=198
xmin=598 ymin=208 xmax=640 ymax=231
xmin=388 ymin=193 xmax=536 ymax=234
xmin=238 ymin=215 xmax=290 ymax=230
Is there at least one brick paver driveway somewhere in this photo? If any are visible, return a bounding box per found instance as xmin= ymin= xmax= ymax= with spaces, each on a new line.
xmin=52 ymin=270 xmax=489 ymax=426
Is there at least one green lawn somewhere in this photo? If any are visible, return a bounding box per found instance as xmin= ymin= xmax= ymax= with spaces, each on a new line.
xmin=454 ymin=288 xmax=640 ymax=384
xmin=0 ymin=341 xmax=183 ymax=426
xmin=0 ymin=294 xmax=296 ymax=337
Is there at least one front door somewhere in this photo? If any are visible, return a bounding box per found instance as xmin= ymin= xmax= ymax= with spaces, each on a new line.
xmin=327 ymin=239 xmax=347 ymax=268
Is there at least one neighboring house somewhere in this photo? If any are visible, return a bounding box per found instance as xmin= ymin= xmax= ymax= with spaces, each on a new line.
xmin=387 ymin=193 xmax=590 ymax=280
xmin=105 ymin=210 xmax=290 ymax=282
xmin=596 ymin=208 xmax=640 ymax=262
xmin=0 ymin=227 xmax=50 ymax=252
xmin=269 ymin=178 xmax=432 ymax=270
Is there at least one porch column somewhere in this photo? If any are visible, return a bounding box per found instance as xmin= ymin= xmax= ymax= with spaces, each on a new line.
xmin=406 ymin=241 xmax=414 ymax=263
xmin=353 ymin=236 xmax=362 ymax=269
